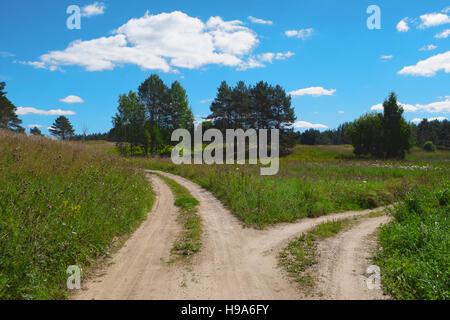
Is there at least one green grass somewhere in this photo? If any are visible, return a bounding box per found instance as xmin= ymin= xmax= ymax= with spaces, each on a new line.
xmin=133 ymin=144 xmax=448 ymax=228
xmin=279 ymin=219 xmax=353 ymax=289
xmin=155 ymin=174 xmax=202 ymax=257
xmin=0 ymin=130 xmax=154 ymax=299
xmin=374 ymin=185 xmax=449 ymax=300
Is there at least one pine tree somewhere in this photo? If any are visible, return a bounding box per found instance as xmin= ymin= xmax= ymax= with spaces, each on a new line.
xmin=30 ymin=126 xmax=43 ymax=136
xmin=49 ymin=116 xmax=74 ymax=140
xmin=0 ymin=82 xmax=24 ymax=132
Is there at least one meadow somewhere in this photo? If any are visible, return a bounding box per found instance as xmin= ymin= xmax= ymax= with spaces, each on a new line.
xmin=135 ymin=145 xmax=449 ymax=228
xmin=0 ymin=131 xmax=154 ymax=299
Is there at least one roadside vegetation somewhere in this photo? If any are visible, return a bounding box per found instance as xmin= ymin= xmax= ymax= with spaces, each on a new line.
xmin=136 ymin=145 xmax=446 ymax=228
xmin=155 ymin=173 xmax=202 ymax=258
xmin=374 ymin=185 xmax=449 ymax=300
xmin=279 ymin=219 xmax=353 ymax=290
xmin=0 ymin=130 xmax=154 ymax=299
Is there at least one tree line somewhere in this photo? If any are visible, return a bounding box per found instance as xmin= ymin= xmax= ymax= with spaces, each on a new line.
xmin=110 ymin=76 xmax=297 ymax=156
xmin=204 ymin=80 xmax=297 ymax=155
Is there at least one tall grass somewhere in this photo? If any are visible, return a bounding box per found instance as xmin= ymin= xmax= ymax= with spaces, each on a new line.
xmin=0 ymin=131 xmax=154 ymax=299
xmin=135 ymin=149 xmax=446 ymax=228
xmin=375 ymin=185 xmax=449 ymax=299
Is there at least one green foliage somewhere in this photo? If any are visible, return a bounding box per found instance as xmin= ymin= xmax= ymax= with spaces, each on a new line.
xmin=112 ymin=74 xmax=195 ymax=156
xmin=0 ymin=131 xmax=154 ymax=299
xmin=346 ymin=92 xmax=412 ymax=159
xmin=137 ymin=144 xmax=448 ymax=228
xmin=0 ymin=82 xmax=24 ymax=132
xmin=29 ymin=126 xmax=42 ymax=136
xmin=423 ymin=141 xmax=436 ymax=152
xmin=49 ymin=116 xmax=74 ymax=140
xmin=207 ymin=80 xmax=297 ymax=155
xmin=375 ymin=185 xmax=449 ymax=299
xmin=413 ymin=119 xmax=450 ymax=148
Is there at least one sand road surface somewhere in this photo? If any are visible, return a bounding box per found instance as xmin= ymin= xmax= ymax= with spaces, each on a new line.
xmin=73 ymin=170 xmax=390 ymax=300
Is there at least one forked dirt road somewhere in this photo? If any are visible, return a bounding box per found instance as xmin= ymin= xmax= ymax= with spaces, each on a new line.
xmin=73 ymin=170 xmax=390 ymax=300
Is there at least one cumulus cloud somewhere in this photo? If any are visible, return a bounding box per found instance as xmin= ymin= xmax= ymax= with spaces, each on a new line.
xmin=248 ymin=16 xmax=273 ymax=25
xmin=419 ymin=12 xmax=450 ymax=28
xmin=292 ymin=121 xmax=328 ymax=129
xmin=419 ymin=44 xmax=437 ymax=51
xmin=289 ymin=86 xmax=336 ymax=97
xmin=285 ymin=28 xmax=314 ymax=39
xmin=371 ymin=98 xmax=450 ymax=113
xmin=16 ymin=107 xmax=76 ymax=116
xmin=381 ymin=55 xmax=393 ymax=59
xmin=396 ymin=18 xmax=410 ymax=32
xmin=81 ymin=2 xmax=105 ymax=17
xmin=411 ymin=116 xmax=447 ymax=123
xmin=24 ymin=11 xmax=283 ymax=73
xmin=60 ymin=95 xmax=84 ymax=104
xmin=398 ymin=51 xmax=450 ymax=77
xmin=238 ymin=51 xmax=294 ymax=70
xmin=435 ymin=29 xmax=450 ymax=38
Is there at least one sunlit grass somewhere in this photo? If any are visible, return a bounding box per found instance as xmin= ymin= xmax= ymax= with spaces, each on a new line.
xmin=0 ymin=131 xmax=154 ymax=299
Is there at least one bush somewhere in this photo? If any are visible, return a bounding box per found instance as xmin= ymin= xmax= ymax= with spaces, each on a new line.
xmin=423 ymin=141 xmax=436 ymax=152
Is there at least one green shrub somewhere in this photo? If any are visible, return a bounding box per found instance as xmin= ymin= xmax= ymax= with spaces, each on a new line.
xmin=375 ymin=185 xmax=449 ymax=299
xmin=423 ymin=141 xmax=436 ymax=152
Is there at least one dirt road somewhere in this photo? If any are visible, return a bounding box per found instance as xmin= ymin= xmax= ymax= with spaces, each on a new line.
xmin=312 ymin=216 xmax=391 ymax=299
xmin=73 ymin=170 xmax=390 ymax=300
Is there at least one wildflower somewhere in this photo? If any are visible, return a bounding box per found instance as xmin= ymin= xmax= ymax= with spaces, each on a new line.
xmin=47 ymin=204 xmax=52 ymax=209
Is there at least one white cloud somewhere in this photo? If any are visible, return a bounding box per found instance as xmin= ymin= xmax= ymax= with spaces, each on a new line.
xmin=292 ymin=121 xmax=328 ymax=129
xmin=443 ymin=7 xmax=450 ymax=14
xmin=398 ymin=51 xmax=450 ymax=77
xmin=81 ymin=2 xmax=105 ymax=17
xmin=381 ymin=55 xmax=393 ymax=59
xmin=16 ymin=107 xmax=76 ymax=116
xmin=419 ymin=44 xmax=437 ymax=51
xmin=285 ymin=28 xmax=314 ymax=39
xmin=419 ymin=13 xmax=450 ymax=28
xmin=411 ymin=117 xmax=447 ymax=123
xmin=338 ymin=110 xmax=345 ymax=114
xmin=200 ymin=99 xmax=213 ymax=104
xmin=248 ymin=16 xmax=272 ymax=25
xmin=371 ymin=102 xmax=418 ymax=112
xmin=25 ymin=11 xmax=280 ymax=73
xmin=60 ymin=95 xmax=84 ymax=104
xmin=27 ymin=124 xmax=46 ymax=128
xmin=238 ymin=51 xmax=294 ymax=70
xmin=397 ymin=18 xmax=410 ymax=32
xmin=289 ymin=86 xmax=336 ymax=97
xmin=435 ymin=29 xmax=450 ymax=38
xmin=371 ymin=98 xmax=450 ymax=113
xmin=0 ymin=51 xmax=15 ymax=57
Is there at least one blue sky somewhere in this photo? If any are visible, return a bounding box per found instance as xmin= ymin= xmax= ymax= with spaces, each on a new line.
xmin=1 ymin=0 xmax=449 ymax=135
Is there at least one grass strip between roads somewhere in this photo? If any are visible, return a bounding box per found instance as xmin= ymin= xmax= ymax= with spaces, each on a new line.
xmin=279 ymin=219 xmax=354 ymax=292
xmin=155 ymin=173 xmax=202 ymax=258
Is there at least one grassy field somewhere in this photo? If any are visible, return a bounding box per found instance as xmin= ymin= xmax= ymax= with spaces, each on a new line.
xmin=374 ymin=185 xmax=449 ymax=300
xmin=0 ymin=131 xmax=154 ymax=299
xmin=133 ymin=145 xmax=449 ymax=228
